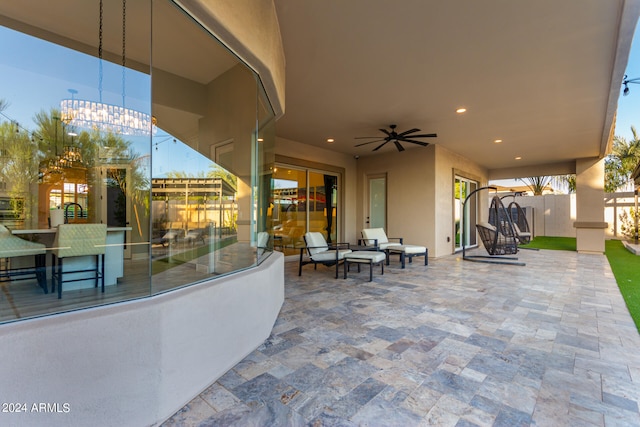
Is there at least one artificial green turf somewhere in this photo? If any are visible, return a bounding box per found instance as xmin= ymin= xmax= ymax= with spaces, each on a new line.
xmin=519 ymin=236 xmax=577 ymax=251
xmin=605 ymin=239 xmax=640 ymax=331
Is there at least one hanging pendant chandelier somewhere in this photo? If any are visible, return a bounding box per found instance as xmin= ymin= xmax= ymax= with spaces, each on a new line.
xmin=60 ymin=0 xmax=154 ymax=136
xmin=40 ymin=125 xmax=87 ymax=182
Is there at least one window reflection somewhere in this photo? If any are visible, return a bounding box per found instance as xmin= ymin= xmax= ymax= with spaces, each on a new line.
xmin=0 ymin=0 xmax=275 ymax=323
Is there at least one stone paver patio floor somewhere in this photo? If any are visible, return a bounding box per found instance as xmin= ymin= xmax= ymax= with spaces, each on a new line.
xmin=163 ymin=248 xmax=640 ymax=426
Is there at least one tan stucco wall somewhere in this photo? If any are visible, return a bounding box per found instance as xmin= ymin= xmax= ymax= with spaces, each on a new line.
xmin=354 ymin=145 xmax=488 ymax=258
xmin=180 ymin=0 xmax=285 ymax=117
xmin=435 ymin=145 xmax=489 ymax=256
xmin=355 ymin=146 xmax=436 ymax=253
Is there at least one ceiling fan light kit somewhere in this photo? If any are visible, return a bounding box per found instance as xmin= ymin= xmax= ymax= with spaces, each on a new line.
xmin=354 ymin=124 xmax=437 ymax=152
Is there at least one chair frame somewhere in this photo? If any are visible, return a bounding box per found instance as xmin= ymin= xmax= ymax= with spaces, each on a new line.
xmin=52 ymin=253 xmax=105 ymax=299
xmin=299 ymin=232 xmax=351 ymax=279
xmin=462 ymin=186 xmax=525 ymax=266
xmin=360 ymin=228 xmax=403 ymax=250
xmin=343 ymin=252 xmax=385 ymax=281
xmin=502 ymin=196 xmax=534 ymax=246
xmin=0 ymin=253 xmax=48 ymax=294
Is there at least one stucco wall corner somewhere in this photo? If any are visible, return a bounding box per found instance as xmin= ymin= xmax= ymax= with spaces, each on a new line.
xmin=176 ymin=0 xmax=286 ymax=117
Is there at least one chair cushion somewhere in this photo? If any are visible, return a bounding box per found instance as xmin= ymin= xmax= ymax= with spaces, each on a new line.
xmin=53 ymin=224 xmax=107 ymax=257
xmin=361 ymin=228 xmax=389 ymax=245
xmin=0 ymin=232 xmax=46 ymax=257
xmin=305 ymin=232 xmax=328 ymax=255
xmin=310 ymin=249 xmax=352 ymax=261
xmin=387 ymin=245 xmax=426 ymax=255
xmin=478 ymin=222 xmax=496 ymax=232
xmin=344 ymin=252 xmax=386 ymax=263
xmin=513 ymin=224 xmax=531 ymax=238
xmin=496 ymin=233 xmax=511 ymax=245
xmin=378 ymin=242 xmax=402 ymax=250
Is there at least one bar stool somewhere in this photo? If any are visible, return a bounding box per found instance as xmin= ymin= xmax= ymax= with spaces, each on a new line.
xmin=51 ymin=224 xmax=107 ymax=299
xmin=0 ymin=224 xmax=48 ymax=293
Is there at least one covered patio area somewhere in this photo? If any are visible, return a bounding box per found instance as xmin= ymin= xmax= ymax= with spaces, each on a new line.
xmin=164 ymin=249 xmax=640 ymax=426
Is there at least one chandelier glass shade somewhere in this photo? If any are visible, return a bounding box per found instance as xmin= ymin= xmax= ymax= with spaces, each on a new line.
xmin=60 ymin=0 xmax=155 ymax=137
xmin=60 ymin=99 xmax=154 ymax=136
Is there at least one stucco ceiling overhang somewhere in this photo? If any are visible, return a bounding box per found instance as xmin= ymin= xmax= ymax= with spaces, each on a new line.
xmin=1 ymin=0 xmax=639 ymax=177
xmin=273 ymin=0 xmax=640 ymax=175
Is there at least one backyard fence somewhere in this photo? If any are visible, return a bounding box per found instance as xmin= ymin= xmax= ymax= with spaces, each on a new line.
xmin=501 ymin=191 xmax=636 ymax=239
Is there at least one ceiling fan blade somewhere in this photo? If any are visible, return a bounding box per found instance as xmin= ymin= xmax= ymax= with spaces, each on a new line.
xmin=393 ymin=140 xmax=405 ymax=152
xmin=401 ymin=139 xmax=430 ymax=146
xmin=355 ymin=139 xmax=386 ymax=147
xmin=372 ymin=140 xmax=389 ymax=151
xmin=397 ymin=128 xmax=420 ymax=137
xmin=402 ymin=133 xmax=437 ymax=138
xmin=355 ymin=136 xmax=384 ymax=140
xmin=379 ymin=128 xmax=392 ymax=137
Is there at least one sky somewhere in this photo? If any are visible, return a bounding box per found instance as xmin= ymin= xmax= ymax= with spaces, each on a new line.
xmin=615 ymin=23 xmax=640 ymax=142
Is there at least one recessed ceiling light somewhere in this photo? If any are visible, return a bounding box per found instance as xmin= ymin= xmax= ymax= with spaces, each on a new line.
xmin=515 ymin=156 xmax=522 ymax=160
xmin=493 ymin=139 xmax=502 ymax=144
xmin=257 ymin=138 xmax=264 ymax=142
xmin=326 ymin=138 xmax=335 ymax=143
xmin=456 ymin=108 xmax=467 ymax=114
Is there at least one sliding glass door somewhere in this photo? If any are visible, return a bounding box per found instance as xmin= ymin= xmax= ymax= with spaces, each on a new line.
xmin=454 ymin=176 xmax=478 ymax=251
xmin=270 ymin=165 xmax=340 ymax=255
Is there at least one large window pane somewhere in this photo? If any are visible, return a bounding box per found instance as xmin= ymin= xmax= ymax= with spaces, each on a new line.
xmin=271 ymin=167 xmax=307 ymax=254
xmin=269 ymin=166 xmax=341 ymax=254
xmin=149 ymin=1 xmax=274 ymax=294
xmin=0 ymin=0 xmax=153 ymax=321
xmin=0 ymin=0 xmax=274 ymax=323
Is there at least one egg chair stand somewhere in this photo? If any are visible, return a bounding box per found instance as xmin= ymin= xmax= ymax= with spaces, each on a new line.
xmin=462 ymin=186 xmax=525 ymax=266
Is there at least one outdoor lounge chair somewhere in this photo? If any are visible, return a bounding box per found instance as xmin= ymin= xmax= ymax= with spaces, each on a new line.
xmin=477 ymin=195 xmax=520 ymax=256
xmin=361 ymin=228 xmax=427 ymax=268
xmin=299 ymin=232 xmax=351 ymax=278
xmin=476 ymin=221 xmax=518 ymax=256
xmin=360 ymin=228 xmax=403 ymax=250
xmin=462 ymin=187 xmax=524 ymax=266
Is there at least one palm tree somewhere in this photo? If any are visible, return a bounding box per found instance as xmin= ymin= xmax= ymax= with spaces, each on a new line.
xmin=605 ymin=126 xmax=640 ymax=192
xmin=561 ymin=175 xmax=576 ymax=193
xmin=519 ymin=176 xmax=553 ymax=195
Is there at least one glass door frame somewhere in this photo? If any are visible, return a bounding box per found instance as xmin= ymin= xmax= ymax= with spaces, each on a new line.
xmin=272 ymin=157 xmax=344 ymax=254
xmin=367 ymin=173 xmax=387 ymax=230
xmin=454 ymin=175 xmax=478 ymax=252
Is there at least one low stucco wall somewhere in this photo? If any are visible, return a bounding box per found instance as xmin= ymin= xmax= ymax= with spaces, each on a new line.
xmin=0 ymin=252 xmax=284 ymax=427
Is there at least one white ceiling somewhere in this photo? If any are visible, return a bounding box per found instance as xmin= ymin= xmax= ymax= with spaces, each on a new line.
xmin=273 ymin=0 xmax=639 ymax=173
